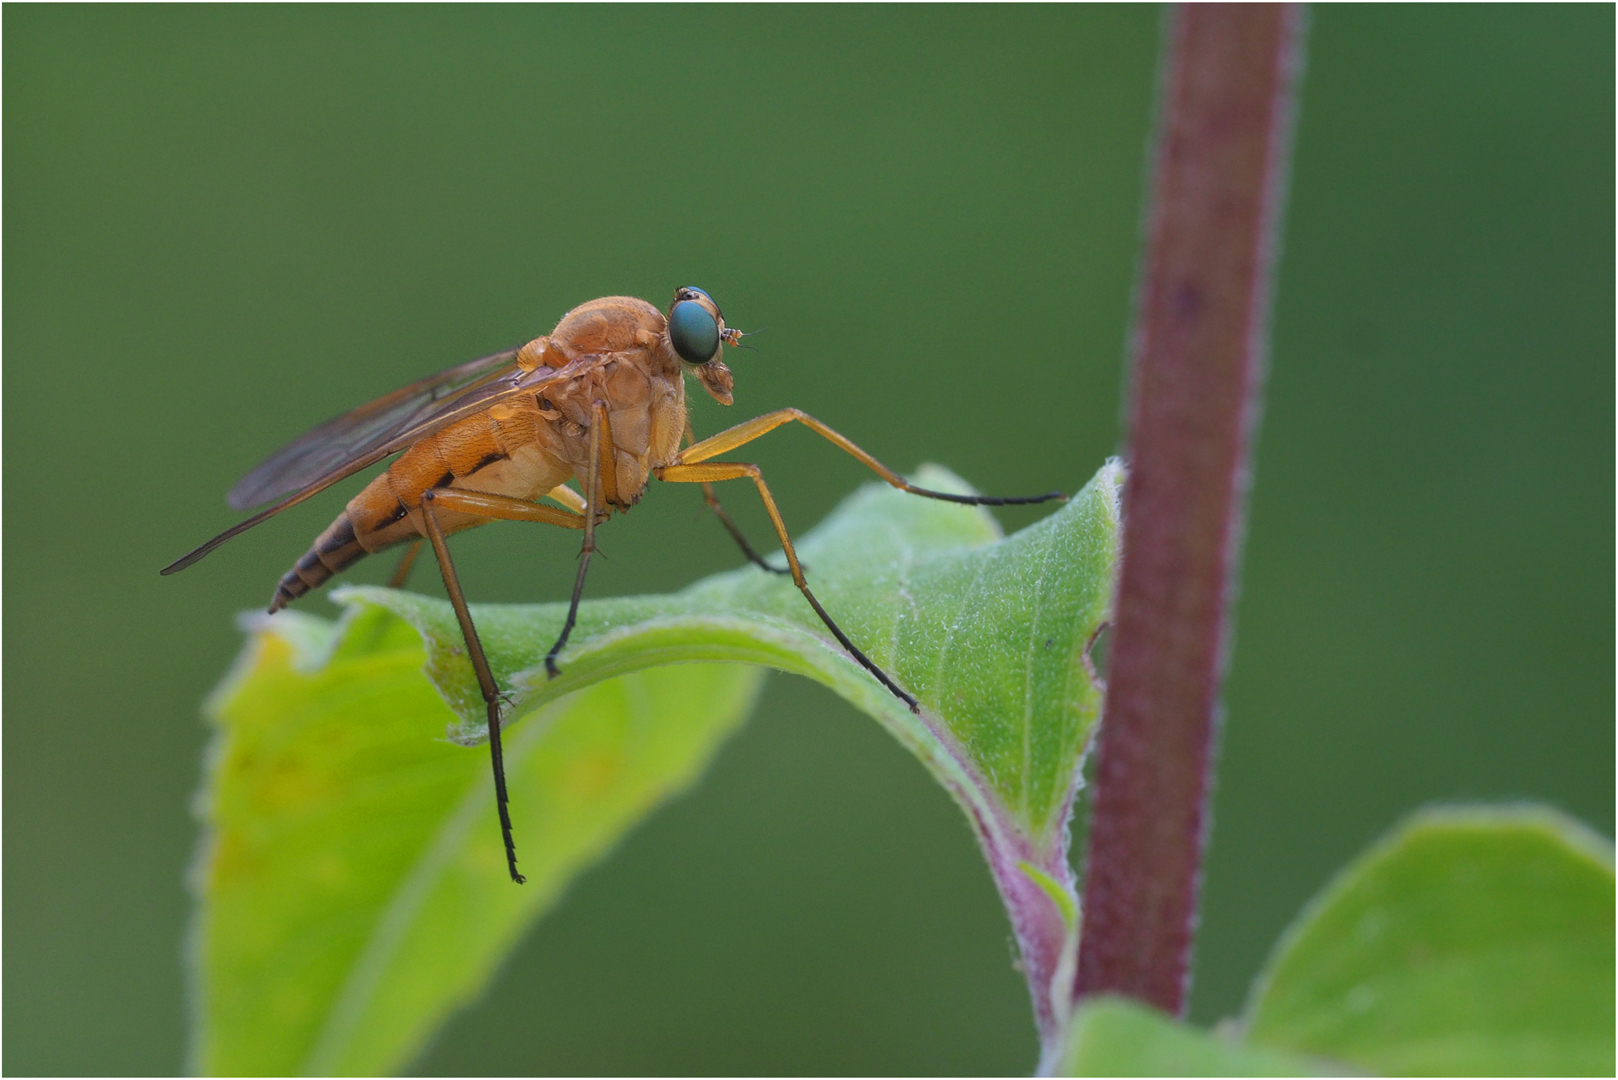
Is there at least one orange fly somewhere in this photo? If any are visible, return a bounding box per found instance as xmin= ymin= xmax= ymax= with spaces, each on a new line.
xmin=164 ymin=288 xmax=1064 ymax=882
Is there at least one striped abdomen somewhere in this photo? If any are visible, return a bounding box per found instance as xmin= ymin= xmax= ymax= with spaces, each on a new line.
xmin=268 ymin=398 xmax=571 ymax=613
xmin=268 ymin=512 xmax=370 ymax=612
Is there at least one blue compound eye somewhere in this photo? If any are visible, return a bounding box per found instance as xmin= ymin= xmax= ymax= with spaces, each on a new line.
xmin=669 ymin=300 xmax=721 ymax=364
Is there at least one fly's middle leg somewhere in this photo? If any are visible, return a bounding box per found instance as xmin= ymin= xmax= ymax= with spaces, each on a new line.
xmin=545 ymin=403 xmax=613 ymax=679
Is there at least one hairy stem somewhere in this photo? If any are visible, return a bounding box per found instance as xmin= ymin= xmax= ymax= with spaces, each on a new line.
xmin=1073 ymin=4 xmax=1306 ymax=1014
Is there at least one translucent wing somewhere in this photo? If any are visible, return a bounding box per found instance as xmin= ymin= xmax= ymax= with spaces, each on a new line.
xmin=163 ymin=350 xmax=597 ymax=576
xmin=229 ymin=346 xmax=523 ymax=510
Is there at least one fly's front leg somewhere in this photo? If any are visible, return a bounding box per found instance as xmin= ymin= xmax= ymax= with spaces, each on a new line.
xmin=701 ymin=483 xmax=794 ymax=575
xmin=545 ymin=404 xmax=613 ymax=679
xmin=656 ymin=461 xmax=920 ymax=714
xmin=683 ymin=421 xmax=791 ymax=575
xmin=679 ymin=408 xmax=1067 ymax=506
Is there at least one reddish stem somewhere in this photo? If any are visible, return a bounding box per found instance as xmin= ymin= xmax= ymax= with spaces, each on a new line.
xmin=1073 ymin=4 xmax=1306 ymax=1015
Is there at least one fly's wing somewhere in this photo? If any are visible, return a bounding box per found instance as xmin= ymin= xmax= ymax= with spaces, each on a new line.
xmin=162 ymin=352 xmax=599 ymax=576
xmin=229 ymin=346 xmax=523 ymax=510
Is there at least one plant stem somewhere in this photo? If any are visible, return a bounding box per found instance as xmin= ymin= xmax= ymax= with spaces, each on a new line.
xmin=1073 ymin=4 xmax=1306 ymax=1015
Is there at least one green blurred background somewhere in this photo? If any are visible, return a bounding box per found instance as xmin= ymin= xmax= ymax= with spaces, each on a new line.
xmin=4 ymin=6 xmax=1611 ymax=1075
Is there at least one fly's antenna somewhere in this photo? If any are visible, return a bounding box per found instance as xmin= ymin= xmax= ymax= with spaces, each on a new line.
xmin=728 ymin=326 xmax=766 ymax=352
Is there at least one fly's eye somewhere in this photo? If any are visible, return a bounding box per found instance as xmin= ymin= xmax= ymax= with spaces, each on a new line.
xmin=668 ymin=300 xmax=721 ymax=364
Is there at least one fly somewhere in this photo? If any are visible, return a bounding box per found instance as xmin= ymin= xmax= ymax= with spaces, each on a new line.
xmin=164 ymin=288 xmax=1064 ymax=883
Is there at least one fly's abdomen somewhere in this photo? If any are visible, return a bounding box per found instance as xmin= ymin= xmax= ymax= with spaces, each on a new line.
xmin=268 ymin=511 xmax=369 ymax=613
xmin=266 ymin=408 xmax=567 ymax=612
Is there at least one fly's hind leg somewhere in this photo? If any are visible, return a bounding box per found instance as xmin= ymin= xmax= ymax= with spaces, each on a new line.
xmin=657 ymin=460 xmax=920 ymax=714
xmin=389 ymin=481 xmax=582 ymax=592
xmin=387 ymin=539 xmax=424 ymax=588
xmin=419 ymin=487 xmax=586 ymax=885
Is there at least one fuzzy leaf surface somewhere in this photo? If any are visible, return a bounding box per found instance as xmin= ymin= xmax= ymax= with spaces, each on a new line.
xmin=370 ymin=463 xmax=1120 ymax=847
xmin=192 ymin=463 xmax=1121 ymax=1073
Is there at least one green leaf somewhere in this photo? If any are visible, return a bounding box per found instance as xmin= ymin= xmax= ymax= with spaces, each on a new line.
xmin=1056 ymin=997 xmax=1322 ymax=1076
xmin=191 ymin=605 xmax=765 ymax=1076
xmin=1245 ymin=804 xmax=1616 ymax=1076
xmin=372 ymin=463 xmax=1118 ymax=843
xmin=191 ymin=462 xmax=1122 ymax=1073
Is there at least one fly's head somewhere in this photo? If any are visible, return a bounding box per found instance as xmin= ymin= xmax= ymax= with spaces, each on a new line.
xmin=667 ymin=286 xmax=737 ymax=406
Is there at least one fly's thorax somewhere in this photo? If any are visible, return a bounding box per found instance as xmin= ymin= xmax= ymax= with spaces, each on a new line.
xmin=548 ymin=296 xmax=669 ymax=358
xmin=647 ymin=363 xmax=688 ymax=468
xmin=548 ymin=290 xmax=737 ymax=406
xmin=540 ymin=357 xmax=686 ymax=507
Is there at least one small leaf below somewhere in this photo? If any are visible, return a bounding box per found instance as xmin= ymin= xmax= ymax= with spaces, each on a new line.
xmin=1056 ymin=997 xmax=1322 ymax=1076
xmin=1244 ymin=804 xmax=1616 ymax=1077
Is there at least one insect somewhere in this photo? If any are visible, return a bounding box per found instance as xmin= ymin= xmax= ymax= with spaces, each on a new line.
xmin=164 ymin=288 xmax=1064 ymax=883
